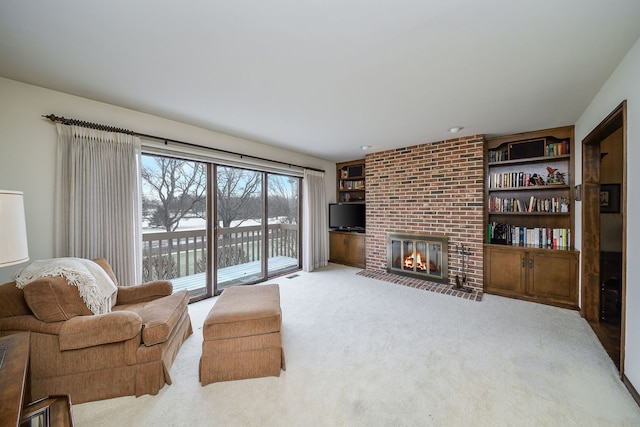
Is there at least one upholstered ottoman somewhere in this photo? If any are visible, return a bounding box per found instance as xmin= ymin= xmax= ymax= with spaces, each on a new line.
xmin=199 ymin=284 xmax=285 ymax=385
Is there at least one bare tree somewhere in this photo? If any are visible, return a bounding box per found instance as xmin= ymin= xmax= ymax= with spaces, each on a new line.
xmin=141 ymin=157 xmax=207 ymax=232
xmin=268 ymin=175 xmax=299 ymax=224
xmin=216 ymin=166 xmax=261 ymax=227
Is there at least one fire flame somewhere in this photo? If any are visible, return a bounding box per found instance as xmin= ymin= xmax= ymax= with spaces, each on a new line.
xmin=404 ymin=252 xmax=427 ymax=271
xmin=404 ymin=252 xmax=439 ymax=272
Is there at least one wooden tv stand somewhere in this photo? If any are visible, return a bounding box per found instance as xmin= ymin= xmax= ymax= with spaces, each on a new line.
xmin=329 ymin=230 xmax=366 ymax=268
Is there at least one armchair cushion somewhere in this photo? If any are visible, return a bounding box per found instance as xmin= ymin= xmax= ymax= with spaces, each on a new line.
xmin=59 ymin=311 xmax=142 ymax=351
xmin=116 ymin=290 xmax=189 ymax=346
xmin=23 ymin=277 xmax=92 ymax=323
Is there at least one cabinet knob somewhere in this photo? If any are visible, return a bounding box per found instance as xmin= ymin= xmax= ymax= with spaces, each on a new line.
xmin=521 ymin=258 xmax=525 ymax=268
xmin=529 ymin=258 xmax=534 ymax=269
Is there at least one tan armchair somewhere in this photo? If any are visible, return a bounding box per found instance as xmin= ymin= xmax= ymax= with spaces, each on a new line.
xmin=0 ymin=258 xmax=193 ymax=404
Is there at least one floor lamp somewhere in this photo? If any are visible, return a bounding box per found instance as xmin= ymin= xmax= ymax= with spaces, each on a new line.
xmin=0 ymin=190 xmax=29 ymax=268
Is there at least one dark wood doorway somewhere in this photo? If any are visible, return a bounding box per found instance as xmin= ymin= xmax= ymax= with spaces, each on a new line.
xmin=581 ymin=101 xmax=626 ymax=373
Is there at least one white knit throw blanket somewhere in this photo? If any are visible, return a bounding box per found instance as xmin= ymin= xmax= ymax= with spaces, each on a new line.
xmin=13 ymin=258 xmax=118 ymax=315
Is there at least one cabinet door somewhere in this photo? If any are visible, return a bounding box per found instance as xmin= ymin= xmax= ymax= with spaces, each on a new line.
xmin=485 ymin=246 xmax=526 ymax=295
xmin=344 ymin=234 xmax=365 ymax=268
xmin=329 ymin=233 xmax=347 ymax=263
xmin=527 ymin=250 xmax=577 ymax=306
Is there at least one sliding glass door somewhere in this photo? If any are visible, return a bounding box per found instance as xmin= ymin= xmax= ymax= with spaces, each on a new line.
xmin=141 ymin=155 xmax=301 ymax=300
xmin=140 ymin=155 xmax=209 ymax=299
xmin=215 ymin=165 xmax=264 ymax=290
xmin=267 ymin=173 xmax=300 ymax=275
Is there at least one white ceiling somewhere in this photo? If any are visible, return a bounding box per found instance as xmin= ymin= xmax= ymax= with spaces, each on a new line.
xmin=1 ymin=1 xmax=640 ymax=162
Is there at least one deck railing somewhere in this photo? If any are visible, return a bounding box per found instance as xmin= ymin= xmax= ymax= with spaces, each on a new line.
xmin=142 ymin=223 xmax=298 ymax=282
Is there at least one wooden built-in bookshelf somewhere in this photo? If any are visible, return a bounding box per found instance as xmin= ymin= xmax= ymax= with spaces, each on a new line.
xmin=484 ymin=126 xmax=579 ymax=309
xmin=330 ymin=159 xmax=366 ymax=268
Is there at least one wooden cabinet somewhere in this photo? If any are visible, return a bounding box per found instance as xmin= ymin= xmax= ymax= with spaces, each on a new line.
xmin=0 ymin=332 xmax=30 ymax=427
xmin=329 ymin=231 xmax=365 ymax=268
xmin=0 ymin=332 xmax=74 ymax=427
xmin=484 ymin=126 xmax=579 ymax=308
xmin=485 ymin=245 xmax=578 ymax=308
xmin=337 ymin=159 xmax=365 ymax=203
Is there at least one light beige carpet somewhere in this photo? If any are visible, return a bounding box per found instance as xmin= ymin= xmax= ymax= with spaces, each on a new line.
xmin=73 ymin=263 xmax=640 ymax=426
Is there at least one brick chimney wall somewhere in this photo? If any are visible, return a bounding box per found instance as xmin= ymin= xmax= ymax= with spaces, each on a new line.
xmin=364 ymin=135 xmax=485 ymax=290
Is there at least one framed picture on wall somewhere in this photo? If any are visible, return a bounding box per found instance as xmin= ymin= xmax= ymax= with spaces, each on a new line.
xmin=600 ymin=184 xmax=620 ymax=213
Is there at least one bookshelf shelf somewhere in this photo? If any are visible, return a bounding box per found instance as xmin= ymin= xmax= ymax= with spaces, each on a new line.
xmin=488 ymin=212 xmax=570 ymax=216
xmin=487 ymin=154 xmax=570 ymax=167
xmin=484 ymin=126 xmax=578 ymax=309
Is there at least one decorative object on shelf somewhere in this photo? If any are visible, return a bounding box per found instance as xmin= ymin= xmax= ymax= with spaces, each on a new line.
xmin=529 ymin=174 xmax=545 ymax=186
xmin=489 ymin=222 xmax=509 ymax=245
xmin=545 ymin=167 xmax=566 ymax=185
xmin=600 ymin=184 xmax=621 ymax=213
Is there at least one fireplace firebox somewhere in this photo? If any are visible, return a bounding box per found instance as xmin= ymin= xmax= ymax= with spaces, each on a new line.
xmin=386 ymin=233 xmax=448 ymax=283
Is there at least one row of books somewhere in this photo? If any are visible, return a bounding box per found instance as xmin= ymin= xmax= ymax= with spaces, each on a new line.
xmin=489 ymin=169 xmax=566 ymax=189
xmin=488 ymin=171 xmax=552 ymax=188
xmin=488 ymin=149 xmax=509 ymax=163
xmin=339 ymin=180 xmax=365 ymax=190
xmin=487 ymin=223 xmax=571 ymax=250
xmin=488 ymin=196 xmax=570 ymax=213
xmin=546 ymin=141 xmax=570 ymax=156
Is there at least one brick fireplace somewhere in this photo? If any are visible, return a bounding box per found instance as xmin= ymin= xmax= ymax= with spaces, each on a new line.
xmin=387 ymin=232 xmax=448 ymax=284
xmin=364 ymin=135 xmax=485 ymax=291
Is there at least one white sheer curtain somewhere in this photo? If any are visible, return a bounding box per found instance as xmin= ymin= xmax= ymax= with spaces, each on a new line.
xmin=302 ymin=169 xmax=328 ymax=271
xmin=55 ymin=124 xmax=142 ymax=285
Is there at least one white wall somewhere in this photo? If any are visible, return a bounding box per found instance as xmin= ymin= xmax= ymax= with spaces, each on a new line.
xmin=575 ymin=36 xmax=640 ymax=388
xmin=0 ymin=77 xmax=335 ymax=283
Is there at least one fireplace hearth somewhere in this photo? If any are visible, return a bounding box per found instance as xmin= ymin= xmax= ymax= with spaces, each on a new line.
xmin=386 ymin=233 xmax=448 ymax=284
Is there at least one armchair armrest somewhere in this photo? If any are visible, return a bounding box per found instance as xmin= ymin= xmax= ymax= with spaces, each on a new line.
xmin=0 ymin=315 xmax=64 ymax=335
xmin=116 ymin=281 xmax=173 ymax=305
xmin=59 ymin=311 xmax=142 ymax=351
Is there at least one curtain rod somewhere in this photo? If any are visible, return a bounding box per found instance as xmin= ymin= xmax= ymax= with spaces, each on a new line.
xmin=42 ymin=114 xmax=325 ymax=173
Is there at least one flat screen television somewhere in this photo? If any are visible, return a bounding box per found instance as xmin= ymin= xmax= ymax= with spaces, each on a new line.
xmin=328 ymin=203 xmax=365 ymax=232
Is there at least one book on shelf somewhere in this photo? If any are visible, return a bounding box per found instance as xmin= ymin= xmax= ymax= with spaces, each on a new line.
xmin=488 ymin=196 xmax=570 ymax=213
xmin=488 ymin=148 xmax=509 ymax=163
xmin=546 ymin=140 xmax=570 ymax=156
xmin=487 ymin=222 xmax=571 ymax=250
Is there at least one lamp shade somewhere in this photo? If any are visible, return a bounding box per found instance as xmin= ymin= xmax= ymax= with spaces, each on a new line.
xmin=0 ymin=190 xmax=29 ymax=267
